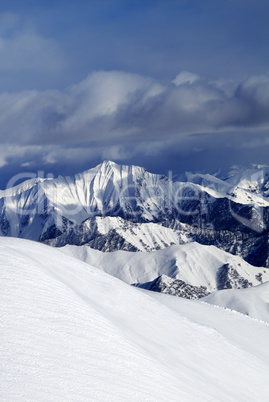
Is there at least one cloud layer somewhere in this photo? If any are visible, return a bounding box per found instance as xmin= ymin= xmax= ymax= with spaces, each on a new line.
xmin=0 ymin=69 xmax=268 ymax=186
xmin=1 ymin=70 xmax=269 ymax=145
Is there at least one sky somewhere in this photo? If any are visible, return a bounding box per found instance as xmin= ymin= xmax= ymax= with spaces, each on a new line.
xmin=0 ymin=0 xmax=269 ymax=188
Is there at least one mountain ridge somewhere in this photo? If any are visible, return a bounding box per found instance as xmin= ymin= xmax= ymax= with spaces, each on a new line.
xmin=62 ymin=242 xmax=269 ymax=297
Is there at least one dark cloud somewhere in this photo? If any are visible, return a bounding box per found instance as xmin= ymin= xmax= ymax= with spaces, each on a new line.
xmin=0 ymin=70 xmax=268 ymax=188
xmin=1 ymin=128 xmax=269 ymax=190
xmin=0 ymin=71 xmax=268 ymax=148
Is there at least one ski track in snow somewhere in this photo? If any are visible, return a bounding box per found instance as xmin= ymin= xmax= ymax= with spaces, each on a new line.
xmin=1 ymin=237 xmax=269 ymax=401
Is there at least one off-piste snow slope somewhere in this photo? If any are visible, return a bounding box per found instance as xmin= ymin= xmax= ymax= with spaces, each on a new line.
xmin=1 ymin=238 xmax=269 ymax=401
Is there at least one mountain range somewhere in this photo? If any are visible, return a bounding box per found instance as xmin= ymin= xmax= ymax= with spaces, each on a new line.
xmin=0 ymin=160 xmax=268 ymax=268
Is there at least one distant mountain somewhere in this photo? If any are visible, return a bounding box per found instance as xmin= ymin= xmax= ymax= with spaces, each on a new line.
xmin=62 ymin=242 xmax=269 ymax=298
xmin=0 ymin=160 xmax=268 ymax=266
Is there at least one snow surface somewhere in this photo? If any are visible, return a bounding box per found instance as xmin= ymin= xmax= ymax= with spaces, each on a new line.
xmin=203 ymin=281 xmax=269 ymax=322
xmin=1 ymin=237 xmax=269 ymax=401
xmin=62 ymin=242 xmax=269 ymax=291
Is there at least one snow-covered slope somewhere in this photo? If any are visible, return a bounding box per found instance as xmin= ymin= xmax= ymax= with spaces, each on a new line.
xmin=62 ymin=242 xmax=269 ymax=293
xmin=203 ymin=281 xmax=269 ymax=322
xmin=1 ymin=237 xmax=269 ymax=401
xmin=47 ymin=215 xmax=189 ymax=251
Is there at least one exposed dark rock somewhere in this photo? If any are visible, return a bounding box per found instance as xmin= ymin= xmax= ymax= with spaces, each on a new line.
xmin=137 ymin=275 xmax=210 ymax=299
